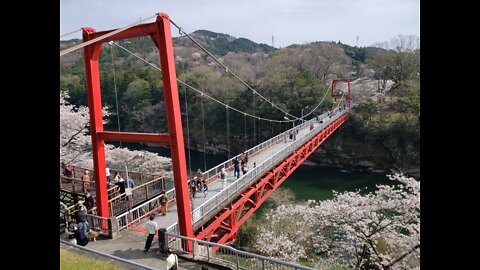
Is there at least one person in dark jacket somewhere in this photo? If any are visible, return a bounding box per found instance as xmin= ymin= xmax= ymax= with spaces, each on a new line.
xmin=75 ymin=204 xmax=88 ymax=236
xmin=84 ymin=192 xmax=95 ymax=213
xmin=233 ymin=157 xmax=240 ymax=179
xmin=74 ymin=223 xmax=89 ymax=246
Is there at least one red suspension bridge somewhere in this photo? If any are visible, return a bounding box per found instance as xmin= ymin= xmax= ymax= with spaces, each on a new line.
xmin=60 ymin=12 xmax=351 ymax=249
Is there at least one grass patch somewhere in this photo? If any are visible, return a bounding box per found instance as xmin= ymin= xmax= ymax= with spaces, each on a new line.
xmin=60 ymin=247 xmax=128 ymax=270
xmin=299 ymin=260 xmax=316 ymax=268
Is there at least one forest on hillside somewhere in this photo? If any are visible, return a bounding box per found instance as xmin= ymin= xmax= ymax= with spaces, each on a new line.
xmin=60 ymin=32 xmax=419 ymax=173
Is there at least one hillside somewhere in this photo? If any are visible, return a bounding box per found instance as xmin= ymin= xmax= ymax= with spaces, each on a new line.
xmin=60 ymin=31 xmax=419 ymax=174
xmin=174 ymin=30 xmax=275 ymax=56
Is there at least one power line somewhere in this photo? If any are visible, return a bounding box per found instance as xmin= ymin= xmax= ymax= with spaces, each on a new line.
xmin=169 ymin=18 xmax=302 ymax=121
xmin=110 ymin=41 xmax=294 ymax=123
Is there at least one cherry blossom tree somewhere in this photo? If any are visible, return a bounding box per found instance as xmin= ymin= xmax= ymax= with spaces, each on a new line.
xmin=60 ymin=91 xmax=172 ymax=176
xmin=253 ymin=174 xmax=420 ymax=269
xmin=60 ymin=91 xmax=95 ymax=163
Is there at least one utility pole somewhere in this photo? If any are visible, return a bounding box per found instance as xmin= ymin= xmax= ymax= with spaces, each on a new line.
xmin=272 ymin=35 xmax=274 ymax=48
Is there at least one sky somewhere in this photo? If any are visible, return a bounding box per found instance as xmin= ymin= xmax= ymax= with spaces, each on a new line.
xmin=60 ymin=0 xmax=419 ymax=48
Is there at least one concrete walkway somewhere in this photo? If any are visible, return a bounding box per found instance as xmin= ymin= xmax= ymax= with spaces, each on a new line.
xmin=72 ymin=229 xmax=225 ymax=270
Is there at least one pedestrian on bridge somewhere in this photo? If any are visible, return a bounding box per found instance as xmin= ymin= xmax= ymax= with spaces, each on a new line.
xmin=241 ymin=162 xmax=249 ymax=175
xmin=82 ymin=170 xmax=90 ymax=193
xmin=160 ymin=192 xmax=168 ymax=216
xmin=144 ymin=215 xmax=157 ymax=253
xmin=127 ymin=177 xmax=135 ymax=189
xmin=202 ymin=180 xmax=208 ymax=198
xmin=190 ymin=179 xmax=197 ymax=198
xmin=61 ymin=162 xmax=67 ymax=176
xmin=220 ymin=167 xmax=227 ymax=189
xmin=106 ymin=165 xmax=112 ymax=185
xmin=233 ymin=157 xmax=240 ymax=179
xmin=242 ymin=152 xmax=249 ymax=164
xmin=195 ymin=176 xmax=203 ymax=193
xmin=85 ymin=192 xmax=95 ymax=214
xmin=196 ymin=169 xmax=204 ymax=181
xmin=65 ymin=163 xmax=74 ymax=178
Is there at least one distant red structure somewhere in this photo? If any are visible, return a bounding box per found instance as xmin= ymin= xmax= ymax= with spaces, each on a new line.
xmin=332 ymin=79 xmax=351 ymax=110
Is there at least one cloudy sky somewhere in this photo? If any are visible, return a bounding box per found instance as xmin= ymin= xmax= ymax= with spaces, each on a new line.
xmin=60 ymin=0 xmax=419 ymax=48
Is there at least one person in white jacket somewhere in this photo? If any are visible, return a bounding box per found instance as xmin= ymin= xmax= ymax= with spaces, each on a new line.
xmin=220 ymin=167 xmax=227 ymax=189
xmin=143 ymin=215 xmax=157 ymax=253
xmin=166 ymin=251 xmax=178 ymax=270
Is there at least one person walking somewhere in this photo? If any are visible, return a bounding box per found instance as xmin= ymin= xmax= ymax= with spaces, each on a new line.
xmin=190 ymin=179 xmax=197 ymax=198
xmin=241 ymin=162 xmax=249 ymax=175
xmin=160 ymin=192 xmax=168 ymax=216
xmin=202 ymin=180 xmax=208 ymax=198
xmin=106 ymin=166 xmax=112 ymax=185
xmin=220 ymin=167 xmax=227 ymax=189
xmin=82 ymin=170 xmax=90 ymax=193
xmin=144 ymin=215 xmax=157 ymax=253
xmin=233 ymin=157 xmax=240 ymax=179
xmin=84 ymin=192 xmax=95 ymax=214
xmin=195 ymin=176 xmax=203 ymax=193
xmin=66 ymin=163 xmax=74 ymax=178
xmin=242 ymin=152 xmax=249 ymax=164
xmin=196 ymin=169 xmax=204 ymax=181
xmin=61 ymin=162 xmax=67 ymax=176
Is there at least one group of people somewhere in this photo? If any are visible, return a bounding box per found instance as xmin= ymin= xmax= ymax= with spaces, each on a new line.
xmin=233 ymin=152 xmax=249 ymax=179
xmin=106 ymin=168 xmax=135 ymax=201
xmin=67 ymin=203 xmax=99 ymax=246
xmin=190 ymin=169 xmax=208 ymax=198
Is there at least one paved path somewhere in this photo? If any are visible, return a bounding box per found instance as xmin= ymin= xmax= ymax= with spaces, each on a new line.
xmin=65 ymin=229 xmax=225 ymax=270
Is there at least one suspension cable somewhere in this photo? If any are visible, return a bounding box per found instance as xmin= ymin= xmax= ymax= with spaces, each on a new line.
xmin=109 ymin=42 xmax=122 ymax=147
xmin=271 ymin=121 xmax=274 ymax=137
xmin=110 ymin=41 xmax=294 ymax=123
xmin=258 ymin=116 xmax=261 ymax=143
xmin=60 ymin=28 xmax=82 ymax=39
xmin=183 ymin=84 xmax=192 ymax=177
xmin=169 ymin=18 xmax=302 ymax=121
xmin=60 ymin=14 xmax=156 ymax=57
xmin=201 ymin=94 xmax=207 ymax=173
xmin=226 ymin=105 xmax=231 ymax=159
xmin=244 ymin=113 xmax=247 ymax=150
xmin=300 ymin=86 xmax=331 ymax=120
xmin=253 ymin=91 xmax=256 ymax=146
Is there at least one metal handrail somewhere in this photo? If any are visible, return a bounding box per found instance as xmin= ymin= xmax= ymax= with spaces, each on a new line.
xmin=166 ymin=232 xmax=315 ymax=270
xmin=191 ymin=108 xmax=348 ymax=227
xmin=164 ymin=106 xmax=347 ymax=232
xmin=116 ymin=187 xmax=176 ymax=230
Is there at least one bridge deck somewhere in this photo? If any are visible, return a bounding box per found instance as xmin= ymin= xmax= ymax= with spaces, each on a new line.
xmin=132 ymin=108 xmax=348 ymax=233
